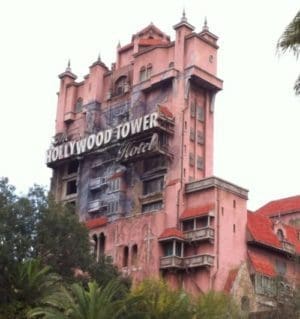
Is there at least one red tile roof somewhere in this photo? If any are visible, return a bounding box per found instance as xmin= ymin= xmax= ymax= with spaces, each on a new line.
xmin=158 ymin=228 xmax=185 ymax=241
xmin=248 ymin=250 xmax=276 ymax=277
xmin=247 ymin=213 xmax=281 ymax=248
xmin=284 ymin=224 xmax=300 ymax=253
xmin=180 ymin=204 xmax=214 ymax=220
xmin=85 ymin=217 xmax=108 ymax=230
xmin=224 ymin=269 xmax=238 ymax=293
xmin=158 ymin=105 xmax=174 ymax=119
xmin=256 ymin=195 xmax=300 ymax=217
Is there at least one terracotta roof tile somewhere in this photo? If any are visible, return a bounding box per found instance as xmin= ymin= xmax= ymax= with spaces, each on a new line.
xmin=248 ymin=250 xmax=276 ymax=277
xmin=224 ymin=269 xmax=238 ymax=293
xmin=158 ymin=228 xmax=185 ymax=241
xmin=247 ymin=213 xmax=281 ymax=248
xmin=180 ymin=204 xmax=214 ymax=220
xmin=256 ymin=195 xmax=300 ymax=217
xmin=158 ymin=105 xmax=174 ymax=119
xmin=85 ymin=216 xmax=108 ymax=230
xmin=284 ymin=224 xmax=300 ymax=253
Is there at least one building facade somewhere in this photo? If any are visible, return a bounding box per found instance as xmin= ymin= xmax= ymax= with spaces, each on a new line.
xmin=46 ymin=14 xmax=300 ymax=315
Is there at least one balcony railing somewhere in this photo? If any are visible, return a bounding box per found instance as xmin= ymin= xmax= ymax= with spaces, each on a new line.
xmin=281 ymin=240 xmax=295 ymax=254
xmin=89 ymin=177 xmax=107 ymax=190
xmin=183 ymin=227 xmax=214 ymax=242
xmin=87 ymin=200 xmax=107 ymax=213
xmin=160 ymin=254 xmax=214 ymax=270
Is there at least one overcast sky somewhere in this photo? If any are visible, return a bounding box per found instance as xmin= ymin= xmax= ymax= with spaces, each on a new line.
xmin=0 ymin=0 xmax=299 ymax=210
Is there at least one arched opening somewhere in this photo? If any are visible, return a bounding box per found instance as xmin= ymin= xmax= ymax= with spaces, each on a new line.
xmin=146 ymin=63 xmax=152 ymax=78
xmin=131 ymin=244 xmax=138 ymax=266
xmin=92 ymin=234 xmax=98 ymax=259
xmin=99 ymin=233 xmax=106 ymax=257
xmin=115 ymin=76 xmax=127 ymax=96
xmin=277 ymin=229 xmax=284 ymax=241
xmin=139 ymin=66 xmax=146 ymax=82
xmin=123 ymin=246 xmax=129 ymax=267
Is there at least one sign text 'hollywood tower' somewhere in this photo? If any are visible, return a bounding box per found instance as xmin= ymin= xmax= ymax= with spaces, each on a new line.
xmin=46 ymin=112 xmax=158 ymax=164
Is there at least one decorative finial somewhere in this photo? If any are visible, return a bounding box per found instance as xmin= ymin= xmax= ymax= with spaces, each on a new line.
xmin=203 ymin=16 xmax=209 ymax=31
xmin=66 ymin=59 xmax=71 ymax=72
xmin=117 ymin=41 xmax=121 ymax=49
xmin=97 ymin=53 xmax=101 ymax=62
xmin=181 ymin=8 xmax=187 ymax=22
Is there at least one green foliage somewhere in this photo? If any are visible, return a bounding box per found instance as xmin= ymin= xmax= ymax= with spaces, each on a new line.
xmin=126 ymin=278 xmax=193 ymax=319
xmin=28 ymin=280 xmax=127 ymax=319
xmin=277 ymin=10 xmax=300 ymax=94
xmin=194 ymin=291 xmax=241 ymax=319
xmin=0 ymin=259 xmax=60 ymax=319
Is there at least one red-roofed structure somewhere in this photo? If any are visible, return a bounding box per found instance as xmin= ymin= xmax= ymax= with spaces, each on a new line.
xmin=158 ymin=228 xmax=185 ymax=241
xmin=85 ymin=217 xmax=107 ymax=230
xmin=247 ymin=213 xmax=281 ymax=249
xmin=256 ymin=195 xmax=300 ymax=218
xmin=248 ymin=251 xmax=276 ymax=277
xmin=158 ymin=105 xmax=174 ymax=119
xmin=180 ymin=204 xmax=214 ymax=220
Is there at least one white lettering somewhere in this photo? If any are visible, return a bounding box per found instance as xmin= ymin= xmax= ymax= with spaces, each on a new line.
xmin=104 ymin=129 xmax=112 ymax=144
xmin=46 ymin=149 xmax=52 ymax=164
xmin=149 ymin=112 xmax=158 ymax=128
xmin=96 ymin=131 xmax=104 ymax=147
xmin=76 ymin=138 xmax=87 ymax=154
xmin=51 ymin=147 xmax=59 ymax=162
xmin=64 ymin=143 xmax=69 ymax=158
xmin=143 ymin=114 xmax=150 ymax=131
xmin=69 ymin=141 xmax=76 ymax=155
xmin=130 ymin=117 xmax=143 ymax=134
xmin=121 ymin=123 xmax=130 ymax=138
xmin=87 ymin=134 xmax=96 ymax=150
xmin=115 ymin=124 xmax=122 ymax=140
xmin=58 ymin=145 xmax=64 ymax=159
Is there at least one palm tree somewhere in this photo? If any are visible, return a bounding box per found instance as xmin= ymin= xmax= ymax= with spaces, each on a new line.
xmin=28 ymin=280 xmax=127 ymax=319
xmin=277 ymin=10 xmax=300 ymax=94
xmin=126 ymin=279 xmax=193 ymax=319
xmin=194 ymin=291 xmax=241 ymax=319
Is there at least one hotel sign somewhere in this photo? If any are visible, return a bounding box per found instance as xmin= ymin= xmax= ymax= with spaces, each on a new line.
xmin=46 ymin=112 xmax=158 ymax=164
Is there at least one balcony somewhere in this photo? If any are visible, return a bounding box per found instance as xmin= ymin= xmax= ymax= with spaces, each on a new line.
xmin=281 ymin=240 xmax=295 ymax=254
xmin=184 ymin=227 xmax=214 ymax=242
xmin=160 ymin=255 xmax=183 ymax=269
xmin=87 ymin=200 xmax=107 ymax=213
xmin=64 ymin=112 xmax=75 ymax=124
xmin=89 ymin=177 xmax=107 ymax=190
xmin=159 ymin=254 xmax=214 ymax=270
xmin=183 ymin=254 xmax=214 ymax=268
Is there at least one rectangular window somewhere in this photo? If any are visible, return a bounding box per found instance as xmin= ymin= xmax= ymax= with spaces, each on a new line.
xmin=109 ymin=178 xmax=120 ymax=192
xmin=163 ymin=242 xmax=173 ymax=256
xmin=197 ymin=106 xmax=204 ymax=122
xmin=189 ymin=153 xmax=195 ymax=166
xmin=67 ymin=160 xmax=79 ymax=175
xmin=197 ymin=131 xmax=204 ymax=145
xmin=143 ymin=177 xmax=164 ymax=195
xmin=190 ymin=102 xmax=196 ymax=118
xmin=197 ymin=156 xmax=203 ymax=170
xmin=142 ymin=201 xmax=162 ymax=213
xmin=175 ymin=242 xmax=182 ymax=257
xmin=144 ymin=156 xmax=166 ymax=172
xmin=182 ymin=220 xmax=194 ymax=231
xmin=190 ymin=127 xmax=195 ymax=142
xmin=66 ymin=180 xmax=77 ymax=195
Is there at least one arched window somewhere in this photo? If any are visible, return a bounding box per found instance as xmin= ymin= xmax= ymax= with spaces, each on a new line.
xmin=277 ymin=229 xmax=284 ymax=241
xmin=146 ymin=63 xmax=152 ymax=78
xmin=123 ymin=246 xmax=129 ymax=267
xmin=92 ymin=234 xmax=98 ymax=258
xmin=115 ymin=76 xmax=127 ymax=96
xmin=131 ymin=244 xmax=138 ymax=266
xmin=75 ymin=97 xmax=83 ymax=113
xmin=140 ymin=66 xmax=146 ymax=82
xmin=99 ymin=233 xmax=106 ymax=257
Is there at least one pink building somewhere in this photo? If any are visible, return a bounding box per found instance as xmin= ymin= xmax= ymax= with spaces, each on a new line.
xmin=46 ymin=13 xmax=300 ymax=316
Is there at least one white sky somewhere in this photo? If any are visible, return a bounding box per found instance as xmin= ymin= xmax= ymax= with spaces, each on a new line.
xmin=0 ymin=0 xmax=299 ymax=210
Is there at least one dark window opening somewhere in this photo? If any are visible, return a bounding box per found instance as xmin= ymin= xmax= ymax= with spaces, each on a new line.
xmin=75 ymin=98 xmax=83 ymax=113
xmin=123 ymin=246 xmax=129 ymax=267
xmin=241 ymin=296 xmax=250 ymax=312
xmin=99 ymin=233 xmax=106 ymax=257
xmin=66 ymin=180 xmax=77 ymax=195
xmin=182 ymin=220 xmax=194 ymax=231
xmin=163 ymin=241 xmax=181 ymax=257
xmin=277 ymin=229 xmax=284 ymax=241
xmin=131 ymin=244 xmax=138 ymax=266
xmin=143 ymin=177 xmax=164 ymax=195
xmin=233 ymin=199 xmax=236 ymax=208
xmin=146 ymin=64 xmax=152 ymax=78
xmin=142 ymin=201 xmax=162 ymax=213
xmin=67 ymin=160 xmax=79 ymax=175
xmin=175 ymin=242 xmax=182 ymax=257
xmin=144 ymin=156 xmax=166 ymax=172
xmin=140 ymin=67 xmax=147 ymax=81
xmin=92 ymin=234 xmax=98 ymax=258
xmin=233 ymin=224 xmax=236 ymax=233
xmin=196 ymin=216 xmax=207 ymax=228
xmin=115 ymin=76 xmax=127 ymax=96
xmin=163 ymin=242 xmax=173 ymax=256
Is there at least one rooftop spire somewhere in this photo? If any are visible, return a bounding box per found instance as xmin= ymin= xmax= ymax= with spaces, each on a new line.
xmin=203 ymin=16 xmax=209 ymax=31
xmin=173 ymin=8 xmax=195 ymax=31
xmin=117 ymin=41 xmax=121 ymax=49
xmin=97 ymin=53 xmax=101 ymax=62
xmin=66 ymin=59 xmax=71 ymax=72
xmin=181 ymin=8 xmax=187 ymax=22
xmin=59 ymin=58 xmax=77 ymax=80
